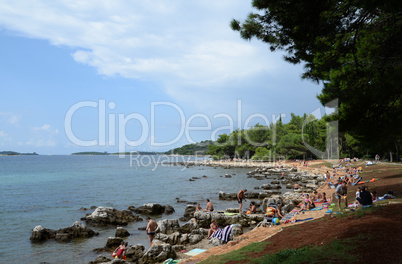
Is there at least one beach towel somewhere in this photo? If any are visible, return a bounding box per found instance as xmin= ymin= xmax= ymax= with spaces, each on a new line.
xmin=351 ymin=176 xmax=362 ymax=186
xmin=282 ymin=213 xmax=295 ymax=221
xmin=309 ymin=207 xmax=323 ymax=211
xmin=162 ymin=259 xmax=180 ymax=264
xmin=211 ymin=225 xmax=233 ymax=243
xmin=183 ymin=248 xmax=207 ymax=257
xmin=295 ymin=218 xmax=313 ymax=222
xmin=223 ymin=212 xmax=239 ymax=216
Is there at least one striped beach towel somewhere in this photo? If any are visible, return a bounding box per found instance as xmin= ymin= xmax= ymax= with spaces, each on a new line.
xmin=211 ymin=225 xmax=233 ymax=243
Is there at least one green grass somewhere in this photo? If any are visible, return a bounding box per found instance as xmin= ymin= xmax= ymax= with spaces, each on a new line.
xmin=310 ymin=162 xmax=334 ymax=168
xmin=353 ymin=205 xmax=381 ymax=218
xmin=200 ymin=238 xmax=359 ymax=264
xmin=257 ymin=239 xmax=358 ymax=264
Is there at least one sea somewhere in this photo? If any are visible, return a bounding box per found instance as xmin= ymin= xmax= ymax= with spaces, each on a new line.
xmin=0 ymin=155 xmax=282 ymax=264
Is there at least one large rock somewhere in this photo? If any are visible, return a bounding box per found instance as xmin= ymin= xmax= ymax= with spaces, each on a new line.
xmin=157 ymin=219 xmax=181 ymax=235
xmin=164 ymin=205 xmax=175 ymax=214
xmin=245 ymin=192 xmax=260 ymax=199
xmin=225 ymin=208 xmax=240 ymax=213
xmin=30 ymin=225 xmax=56 ymax=242
xmin=156 ymin=228 xmax=207 ymax=246
xmin=133 ymin=203 xmax=165 ymax=215
xmin=31 ymin=222 xmax=99 ymax=243
xmin=194 ymin=212 xmax=264 ymax=228
xmin=125 ymin=244 xmax=145 ymax=260
xmin=219 ymin=191 xmax=237 ymax=200
xmin=82 ymin=207 xmax=143 ymax=226
xmin=105 ymin=237 xmax=123 ymax=250
xmin=156 ymin=232 xmax=182 ymax=245
xmin=180 ymin=205 xmax=196 ymax=221
xmin=179 ymin=218 xmax=199 ymax=233
xmin=229 ymin=224 xmax=243 ymax=240
xmin=115 ymin=227 xmax=130 ymax=238
xmin=189 ymin=234 xmax=203 ymax=244
xmin=258 ymin=190 xmax=281 ymax=199
xmin=87 ymin=255 xmax=112 ymax=264
xmin=139 ymin=242 xmax=176 ymax=264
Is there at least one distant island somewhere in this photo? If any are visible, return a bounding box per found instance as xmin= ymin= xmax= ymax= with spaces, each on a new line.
xmin=165 ymin=140 xmax=213 ymax=155
xmin=0 ymin=151 xmax=39 ymax=156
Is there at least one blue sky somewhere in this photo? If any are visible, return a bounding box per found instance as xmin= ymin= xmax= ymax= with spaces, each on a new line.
xmin=0 ymin=0 xmax=323 ymax=154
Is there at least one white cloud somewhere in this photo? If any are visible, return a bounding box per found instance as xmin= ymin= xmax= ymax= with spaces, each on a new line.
xmin=33 ymin=124 xmax=57 ymax=132
xmin=0 ymin=130 xmax=11 ymax=146
xmin=0 ymin=0 xmax=323 ymax=125
xmin=0 ymin=112 xmax=21 ymax=125
xmin=0 ymin=1 xmax=288 ymax=100
xmin=25 ymin=139 xmax=56 ymax=147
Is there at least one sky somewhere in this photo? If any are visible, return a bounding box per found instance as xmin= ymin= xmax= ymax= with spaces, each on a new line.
xmin=0 ymin=0 xmax=324 ymax=155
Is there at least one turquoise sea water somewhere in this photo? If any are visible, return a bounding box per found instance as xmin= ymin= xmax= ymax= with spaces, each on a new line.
xmin=0 ymin=155 xmax=278 ymax=264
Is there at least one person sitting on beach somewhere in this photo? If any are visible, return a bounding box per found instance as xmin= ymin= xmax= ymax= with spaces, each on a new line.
xmin=247 ymin=201 xmax=257 ymax=214
xmin=237 ymin=189 xmax=247 ymax=213
xmin=304 ymin=194 xmax=315 ymax=209
xmin=310 ymin=191 xmax=321 ymax=201
xmin=113 ymin=241 xmax=127 ymax=259
xmin=207 ymin=221 xmax=219 ymax=239
xmin=335 ymin=181 xmax=348 ymax=211
xmin=196 ymin=203 xmax=203 ymax=211
xmin=357 ymin=186 xmax=373 ymax=206
xmin=276 ymin=203 xmax=285 ymax=218
xmin=293 ymin=183 xmax=301 ymax=190
xmin=319 ymin=192 xmax=327 ymax=203
xmin=146 ymin=217 xmax=158 ymax=246
xmin=295 ymin=194 xmax=315 ymax=212
xmin=203 ymin=199 xmax=214 ymax=212
xmin=371 ymin=191 xmax=377 ymax=202
xmin=348 ymin=174 xmax=356 ymax=185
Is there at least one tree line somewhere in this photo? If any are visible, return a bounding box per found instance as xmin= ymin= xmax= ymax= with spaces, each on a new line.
xmin=206 ymin=113 xmax=398 ymax=161
xmin=230 ymin=0 xmax=401 ymax=161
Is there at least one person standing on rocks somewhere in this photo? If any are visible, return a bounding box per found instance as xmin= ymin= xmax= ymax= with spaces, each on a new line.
xmin=237 ymin=189 xmax=247 ymax=213
xmin=146 ymin=217 xmax=158 ymax=246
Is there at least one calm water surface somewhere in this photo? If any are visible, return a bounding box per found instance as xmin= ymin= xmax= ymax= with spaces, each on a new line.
xmin=0 ymin=155 xmax=280 ymax=264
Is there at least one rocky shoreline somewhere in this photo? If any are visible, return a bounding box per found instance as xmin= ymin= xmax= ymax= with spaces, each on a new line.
xmin=30 ymin=162 xmax=326 ymax=264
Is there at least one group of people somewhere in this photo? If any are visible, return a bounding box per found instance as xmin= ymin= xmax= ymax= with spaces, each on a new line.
xmin=294 ymin=190 xmax=327 ymax=212
xmin=335 ymin=181 xmax=378 ymax=211
xmin=111 ymin=216 xmax=159 ymax=259
xmin=196 ymin=189 xmax=248 ymax=215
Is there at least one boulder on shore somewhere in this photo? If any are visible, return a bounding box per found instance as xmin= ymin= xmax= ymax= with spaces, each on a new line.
xmin=133 ymin=203 xmax=165 ymax=215
xmin=179 ymin=218 xmax=199 ymax=233
xmin=156 ymin=219 xmax=181 ymax=235
xmin=30 ymin=222 xmax=99 ymax=243
xmin=139 ymin=241 xmax=176 ymax=264
xmin=115 ymin=227 xmax=130 ymax=237
xmin=125 ymin=244 xmax=145 ymax=260
xmin=82 ymin=207 xmax=143 ymax=226
xmin=194 ymin=211 xmax=264 ymax=228
xmin=180 ymin=205 xmax=196 ymax=221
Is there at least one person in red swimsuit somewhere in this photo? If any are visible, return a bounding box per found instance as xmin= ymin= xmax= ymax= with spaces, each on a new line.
xmin=113 ymin=241 xmax=126 ymax=259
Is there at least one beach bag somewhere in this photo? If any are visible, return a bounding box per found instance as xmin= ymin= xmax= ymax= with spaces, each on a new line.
xmin=265 ymin=207 xmax=276 ymax=217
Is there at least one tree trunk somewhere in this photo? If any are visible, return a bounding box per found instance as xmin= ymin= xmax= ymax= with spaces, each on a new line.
xmin=389 ymin=151 xmax=393 ymax=162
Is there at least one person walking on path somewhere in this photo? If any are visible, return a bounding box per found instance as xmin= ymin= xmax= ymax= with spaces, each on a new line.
xmin=237 ymin=189 xmax=247 ymax=213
